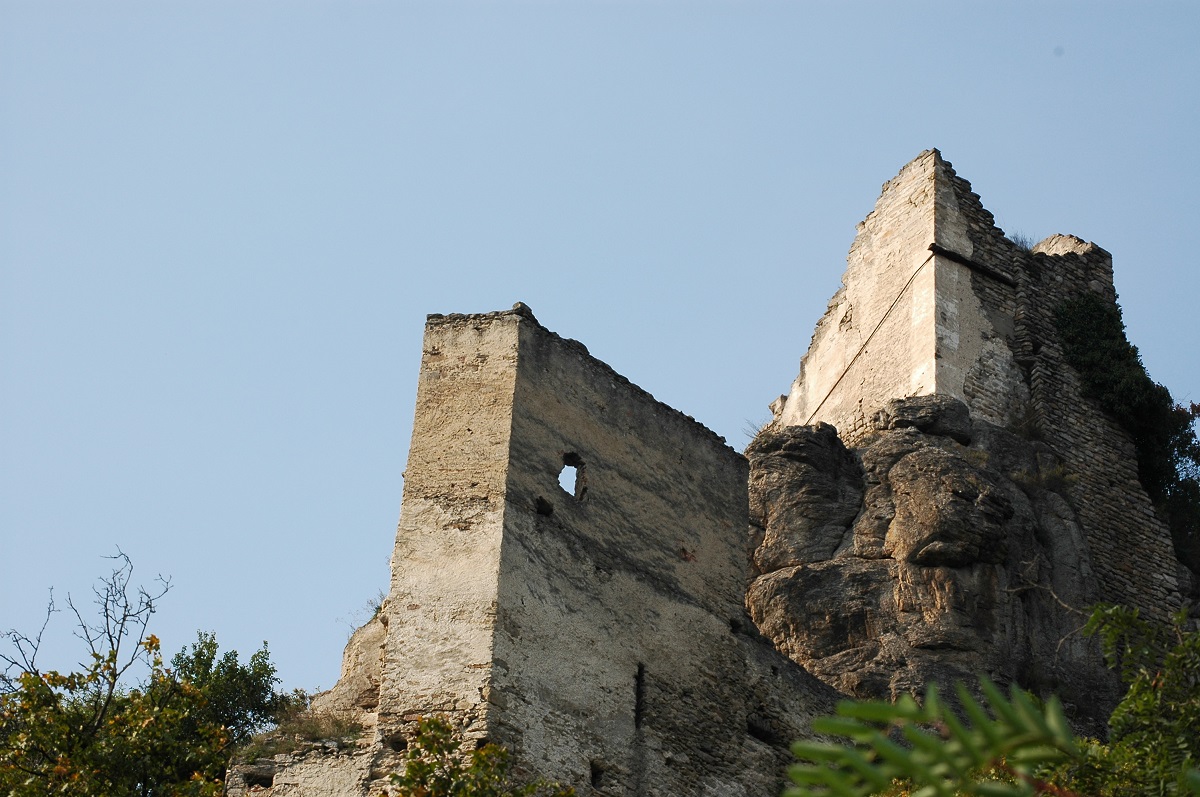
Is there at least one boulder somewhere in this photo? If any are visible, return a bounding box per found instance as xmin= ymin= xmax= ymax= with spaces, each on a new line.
xmin=745 ymin=414 xmax=1119 ymax=733
xmin=872 ymin=395 xmax=973 ymax=444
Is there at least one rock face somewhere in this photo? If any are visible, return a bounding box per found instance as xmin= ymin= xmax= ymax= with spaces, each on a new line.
xmin=747 ymin=396 xmax=1118 ymax=733
xmin=773 ymin=149 xmax=1181 ymax=623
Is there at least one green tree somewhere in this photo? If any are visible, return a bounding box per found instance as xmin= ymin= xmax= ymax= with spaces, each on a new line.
xmin=391 ymin=715 xmax=574 ymax=797
xmin=1040 ymin=605 xmax=1200 ymax=796
xmin=787 ymin=605 xmax=1200 ymax=797
xmin=0 ymin=552 xmax=293 ymax=795
xmin=170 ymin=631 xmax=287 ymax=748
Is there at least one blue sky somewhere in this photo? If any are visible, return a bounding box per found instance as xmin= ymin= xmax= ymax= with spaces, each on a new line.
xmin=3 ymin=1 xmax=1198 ymax=692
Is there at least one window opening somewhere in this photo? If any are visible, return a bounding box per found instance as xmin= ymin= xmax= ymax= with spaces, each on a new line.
xmin=558 ymin=452 xmax=586 ymax=500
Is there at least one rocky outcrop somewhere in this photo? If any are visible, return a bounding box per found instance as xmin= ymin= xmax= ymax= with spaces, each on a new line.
xmin=310 ymin=613 xmax=387 ymax=731
xmin=747 ymin=396 xmax=1119 ymax=734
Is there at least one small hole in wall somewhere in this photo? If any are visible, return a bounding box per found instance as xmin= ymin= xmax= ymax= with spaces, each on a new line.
xmin=386 ymin=734 xmax=409 ymax=753
xmin=244 ymin=773 xmax=274 ymax=788
xmin=747 ymin=716 xmax=782 ymax=746
xmin=535 ymin=497 xmax=554 ymax=516
xmin=590 ymin=760 xmax=606 ymax=788
xmin=558 ymin=452 xmax=587 ymax=500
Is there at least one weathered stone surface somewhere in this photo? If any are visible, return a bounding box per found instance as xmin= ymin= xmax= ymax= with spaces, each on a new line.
xmin=776 ymin=150 xmax=1029 ymax=439
xmin=235 ymin=305 xmax=841 ymax=796
xmin=746 ymin=416 xmax=1120 ymax=732
xmin=872 ymin=395 xmax=973 ymax=444
xmin=775 ymin=148 xmax=1181 ymax=626
xmin=885 ymin=445 xmax=1012 ymax=567
xmin=225 ymin=744 xmax=384 ymax=797
xmin=309 ymin=613 xmax=387 ymax=731
xmin=232 ymin=151 xmax=1190 ymax=794
xmin=747 ymin=422 xmax=863 ymax=573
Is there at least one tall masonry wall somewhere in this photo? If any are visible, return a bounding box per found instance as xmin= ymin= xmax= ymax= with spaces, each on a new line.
xmin=775 ymin=148 xmax=1180 ymax=620
xmin=1017 ymin=236 xmax=1181 ymax=618
xmin=230 ymin=305 xmax=839 ymax=797
xmin=777 ymin=150 xmax=1028 ymax=438
xmin=489 ymin=305 xmax=835 ymax=796
xmin=777 ymin=151 xmax=939 ymax=438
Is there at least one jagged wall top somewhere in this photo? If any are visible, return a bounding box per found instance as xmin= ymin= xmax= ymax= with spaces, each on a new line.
xmin=777 ymin=149 xmax=1062 ymax=437
xmin=773 ymin=149 xmax=1178 ymax=619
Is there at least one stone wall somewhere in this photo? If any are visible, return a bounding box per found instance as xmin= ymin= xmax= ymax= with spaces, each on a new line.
xmin=1016 ymin=236 xmax=1180 ymax=617
xmin=229 ymin=151 xmax=1186 ymax=796
xmin=231 ymin=305 xmax=839 ymax=796
xmin=774 ymin=148 xmax=1180 ymax=625
xmin=777 ymin=151 xmax=939 ymax=439
xmin=777 ymin=150 xmax=1029 ymax=438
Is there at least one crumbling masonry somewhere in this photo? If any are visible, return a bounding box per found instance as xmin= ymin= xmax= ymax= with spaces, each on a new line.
xmin=228 ymin=150 xmax=1186 ymax=796
xmin=774 ymin=150 xmax=1179 ymax=618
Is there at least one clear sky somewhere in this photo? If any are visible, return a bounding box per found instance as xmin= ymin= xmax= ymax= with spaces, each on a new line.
xmin=3 ymin=1 xmax=1198 ymax=692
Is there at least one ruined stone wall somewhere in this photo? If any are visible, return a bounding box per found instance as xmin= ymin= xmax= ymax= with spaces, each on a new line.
xmin=777 ymin=150 xmax=1030 ymax=440
xmin=921 ymin=166 xmax=1180 ymax=618
xmin=376 ymin=310 xmax=522 ymax=738
xmin=931 ymin=159 xmax=1028 ymax=428
xmin=775 ymin=148 xmax=1181 ymax=629
xmin=230 ymin=151 xmax=1186 ymax=797
xmin=1014 ymin=237 xmax=1180 ymax=618
xmin=778 ymin=151 xmax=939 ymax=438
xmin=233 ymin=305 xmax=839 ymax=796
xmin=491 ymin=308 xmax=835 ymax=796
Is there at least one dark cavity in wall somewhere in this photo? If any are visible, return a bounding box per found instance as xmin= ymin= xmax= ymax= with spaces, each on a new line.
xmin=590 ymin=760 xmax=607 ymax=789
xmin=747 ymin=714 xmax=782 ymax=746
xmin=634 ymin=663 xmax=646 ymax=729
xmin=243 ymin=773 xmax=274 ymax=789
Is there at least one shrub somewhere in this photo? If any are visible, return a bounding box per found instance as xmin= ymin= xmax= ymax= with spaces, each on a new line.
xmin=391 ymin=715 xmax=573 ymax=797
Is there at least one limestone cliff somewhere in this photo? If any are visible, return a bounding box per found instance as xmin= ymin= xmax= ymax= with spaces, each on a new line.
xmin=747 ymin=396 xmax=1119 ymax=734
xmin=759 ymin=150 xmax=1184 ymax=732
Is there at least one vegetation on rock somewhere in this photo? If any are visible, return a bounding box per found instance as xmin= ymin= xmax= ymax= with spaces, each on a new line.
xmin=1055 ymin=293 xmax=1200 ymax=575
xmin=391 ymin=715 xmax=574 ymax=797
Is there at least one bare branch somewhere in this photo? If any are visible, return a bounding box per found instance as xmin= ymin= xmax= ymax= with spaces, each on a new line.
xmin=1 ymin=588 xmax=58 ymax=691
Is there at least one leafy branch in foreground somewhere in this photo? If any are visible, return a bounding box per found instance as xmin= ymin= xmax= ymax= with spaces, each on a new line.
xmin=789 ymin=680 xmax=1077 ymax=797
xmin=788 ymin=605 xmax=1200 ymax=797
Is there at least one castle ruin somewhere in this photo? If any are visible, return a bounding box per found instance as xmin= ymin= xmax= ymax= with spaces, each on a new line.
xmin=228 ymin=150 xmax=1186 ymax=796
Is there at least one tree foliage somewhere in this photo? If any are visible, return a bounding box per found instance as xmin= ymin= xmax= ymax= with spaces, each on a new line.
xmin=391 ymin=715 xmax=574 ymax=797
xmin=0 ymin=552 xmax=291 ymax=795
xmin=1041 ymin=605 xmax=1200 ymax=796
xmin=170 ymin=631 xmax=287 ymax=748
xmin=1055 ymin=293 xmax=1200 ymax=573
xmin=787 ymin=605 xmax=1200 ymax=797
